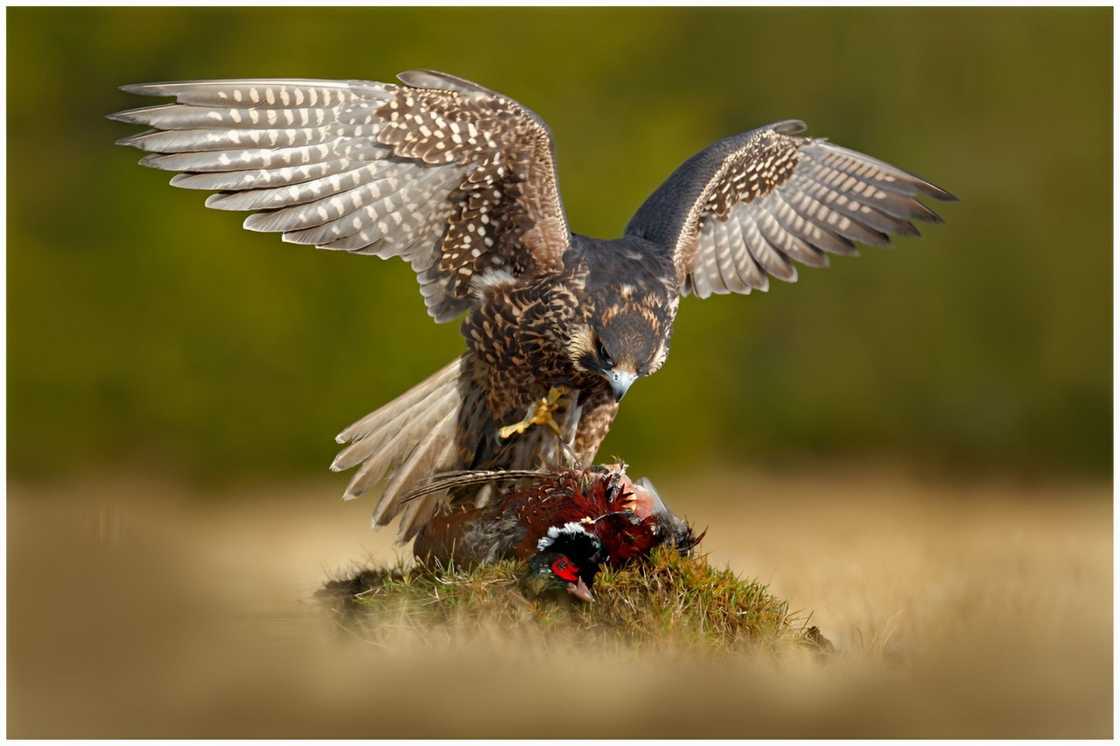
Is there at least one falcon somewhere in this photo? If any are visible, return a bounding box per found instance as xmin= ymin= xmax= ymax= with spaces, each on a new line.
xmin=109 ymin=69 xmax=955 ymax=546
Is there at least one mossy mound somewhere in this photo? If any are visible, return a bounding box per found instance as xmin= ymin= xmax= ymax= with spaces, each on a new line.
xmin=319 ymin=546 xmax=830 ymax=652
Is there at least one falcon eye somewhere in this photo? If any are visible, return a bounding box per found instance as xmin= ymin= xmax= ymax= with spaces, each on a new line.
xmin=550 ymin=556 xmax=580 ymax=583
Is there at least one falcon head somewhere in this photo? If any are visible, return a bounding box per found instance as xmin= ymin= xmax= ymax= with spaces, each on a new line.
xmin=569 ymin=294 xmax=675 ymax=402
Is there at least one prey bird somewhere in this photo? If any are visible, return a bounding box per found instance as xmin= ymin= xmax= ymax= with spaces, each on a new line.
xmin=401 ymin=464 xmax=700 ymax=602
xmin=110 ymin=70 xmax=955 ymax=546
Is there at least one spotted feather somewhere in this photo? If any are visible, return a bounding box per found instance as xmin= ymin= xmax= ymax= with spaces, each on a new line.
xmin=625 ymin=120 xmax=957 ymax=297
xmin=110 ymin=71 xmax=572 ymax=322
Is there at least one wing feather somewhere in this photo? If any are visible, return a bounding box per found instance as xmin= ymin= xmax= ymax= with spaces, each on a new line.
xmin=726 ymin=212 xmax=768 ymax=292
xmin=204 ymin=161 xmax=389 ymax=211
xmin=118 ymin=79 xmax=372 ymax=108
xmin=169 ymin=157 xmax=361 ymax=191
xmin=709 ymin=219 xmax=743 ymax=294
xmin=625 ymin=121 xmax=956 ymax=297
xmin=782 ymin=183 xmax=890 ymax=247
xmin=111 ymin=71 xmax=572 ymax=322
xmin=757 ymin=210 xmax=827 ymax=269
xmin=109 ymin=103 xmax=342 ymax=131
xmin=742 ymin=211 xmax=798 ymax=283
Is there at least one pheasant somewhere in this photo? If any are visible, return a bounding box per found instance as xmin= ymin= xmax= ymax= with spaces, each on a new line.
xmin=402 ymin=464 xmax=700 ymax=602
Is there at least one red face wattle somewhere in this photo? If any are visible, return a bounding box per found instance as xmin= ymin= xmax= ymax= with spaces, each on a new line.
xmin=550 ymin=555 xmax=593 ymax=602
xmin=550 ymin=555 xmax=580 ymax=583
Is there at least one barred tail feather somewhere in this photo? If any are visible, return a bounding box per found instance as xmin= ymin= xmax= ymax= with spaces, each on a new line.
xmin=331 ymin=357 xmax=466 ymax=539
xmin=334 ymin=358 xmax=460 ymax=446
xmin=401 ymin=469 xmax=548 ymax=504
xmin=373 ymin=407 xmax=457 ymax=528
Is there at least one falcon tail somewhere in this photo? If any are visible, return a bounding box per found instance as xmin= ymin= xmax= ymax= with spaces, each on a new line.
xmin=331 ymin=357 xmax=467 ymax=540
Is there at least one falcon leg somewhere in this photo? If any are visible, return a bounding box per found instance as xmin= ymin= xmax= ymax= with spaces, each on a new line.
xmin=498 ymin=386 xmax=569 ymax=440
xmin=572 ymin=387 xmax=620 ymax=466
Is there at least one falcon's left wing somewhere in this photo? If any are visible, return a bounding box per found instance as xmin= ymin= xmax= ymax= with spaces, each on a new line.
xmin=625 ymin=120 xmax=956 ymax=297
xmin=109 ymin=70 xmax=571 ymax=322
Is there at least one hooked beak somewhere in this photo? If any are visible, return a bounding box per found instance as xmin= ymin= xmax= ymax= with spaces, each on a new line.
xmin=565 ymin=576 xmax=594 ymax=603
xmin=605 ymin=368 xmax=638 ymax=402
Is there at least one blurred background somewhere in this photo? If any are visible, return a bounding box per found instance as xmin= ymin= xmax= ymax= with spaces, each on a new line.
xmin=9 ymin=5 xmax=1111 ymax=482
xmin=7 ymin=6 xmax=1113 ymax=738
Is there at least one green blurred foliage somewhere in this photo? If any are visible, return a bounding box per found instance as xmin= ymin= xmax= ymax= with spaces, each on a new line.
xmin=7 ymin=7 xmax=1112 ymax=484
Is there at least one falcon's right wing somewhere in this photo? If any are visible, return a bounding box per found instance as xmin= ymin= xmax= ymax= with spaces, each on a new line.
xmin=625 ymin=120 xmax=956 ymax=298
xmin=110 ymin=70 xmax=572 ymax=322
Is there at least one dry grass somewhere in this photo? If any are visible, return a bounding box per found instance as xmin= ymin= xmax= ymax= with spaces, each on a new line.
xmin=7 ymin=468 xmax=1113 ymax=737
xmin=318 ymin=546 xmax=811 ymax=652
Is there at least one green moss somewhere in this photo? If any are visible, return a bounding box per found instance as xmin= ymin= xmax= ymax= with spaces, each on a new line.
xmin=319 ymin=547 xmax=828 ymax=652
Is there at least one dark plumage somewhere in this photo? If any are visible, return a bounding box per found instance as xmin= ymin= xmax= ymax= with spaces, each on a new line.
xmin=109 ymin=70 xmax=956 ymax=546
xmin=402 ymin=464 xmax=700 ymax=601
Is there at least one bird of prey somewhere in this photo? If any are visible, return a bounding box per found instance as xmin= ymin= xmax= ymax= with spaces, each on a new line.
xmin=110 ymin=69 xmax=955 ymax=545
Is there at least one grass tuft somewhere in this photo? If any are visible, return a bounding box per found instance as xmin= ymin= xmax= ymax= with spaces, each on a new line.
xmin=318 ymin=546 xmax=829 ymax=653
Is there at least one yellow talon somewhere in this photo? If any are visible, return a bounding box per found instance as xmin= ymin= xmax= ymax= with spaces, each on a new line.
xmin=499 ymin=387 xmax=568 ymax=440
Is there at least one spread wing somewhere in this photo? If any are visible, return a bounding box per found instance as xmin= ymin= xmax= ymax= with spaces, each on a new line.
xmin=625 ymin=120 xmax=956 ymax=297
xmin=110 ymin=70 xmax=571 ymax=321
